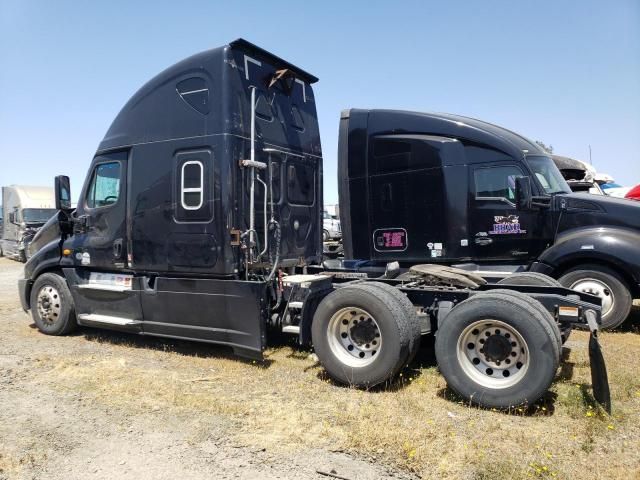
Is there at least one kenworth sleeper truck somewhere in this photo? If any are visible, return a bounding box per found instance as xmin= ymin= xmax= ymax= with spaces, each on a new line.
xmin=19 ymin=40 xmax=610 ymax=410
xmin=338 ymin=109 xmax=640 ymax=330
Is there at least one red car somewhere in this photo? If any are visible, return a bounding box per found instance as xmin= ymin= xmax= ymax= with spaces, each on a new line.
xmin=625 ymin=184 xmax=640 ymax=201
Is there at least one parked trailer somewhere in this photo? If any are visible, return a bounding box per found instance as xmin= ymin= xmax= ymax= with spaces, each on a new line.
xmin=19 ymin=39 xmax=610 ymax=411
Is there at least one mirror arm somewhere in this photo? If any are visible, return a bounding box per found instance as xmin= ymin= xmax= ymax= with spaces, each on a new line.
xmin=531 ymin=196 xmax=552 ymax=208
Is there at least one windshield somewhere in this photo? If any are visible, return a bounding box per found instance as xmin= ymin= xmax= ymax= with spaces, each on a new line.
xmin=526 ymin=156 xmax=571 ymax=194
xmin=22 ymin=208 xmax=57 ymax=223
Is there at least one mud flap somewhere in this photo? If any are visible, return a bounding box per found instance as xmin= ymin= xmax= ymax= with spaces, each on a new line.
xmin=585 ymin=310 xmax=611 ymax=414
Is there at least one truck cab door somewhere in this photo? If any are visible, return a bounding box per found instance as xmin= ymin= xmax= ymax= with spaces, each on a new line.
xmin=469 ymin=164 xmax=543 ymax=262
xmin=69 ymin=151 xmax=128 ymax=270
xmin=63 ymin=151 xmax=144 ymax=327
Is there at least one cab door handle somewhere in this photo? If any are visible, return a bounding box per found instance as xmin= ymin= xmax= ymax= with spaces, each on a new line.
xmin=475 ymin=237 xmax=493 ymax=246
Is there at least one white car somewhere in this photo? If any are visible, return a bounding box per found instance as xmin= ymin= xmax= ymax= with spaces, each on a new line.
xmin=323 ymin=211 xmax=341 ymax=241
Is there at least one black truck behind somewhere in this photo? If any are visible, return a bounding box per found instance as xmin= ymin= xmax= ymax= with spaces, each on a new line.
xmin=339 ymin=109 xmax=640 ymax=329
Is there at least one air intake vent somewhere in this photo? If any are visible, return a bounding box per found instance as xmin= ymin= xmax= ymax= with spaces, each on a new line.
xmin=566 ymin=198 xmax=602 ymax=212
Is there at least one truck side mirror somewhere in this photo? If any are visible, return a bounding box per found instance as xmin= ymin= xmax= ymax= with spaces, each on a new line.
xmin=8 ymin=211 xmax=16 ymax=224
xmin=515 ymin=176 xmax=532 ymax=211
xmin=55 ymin=175 xmax=72 ymax=210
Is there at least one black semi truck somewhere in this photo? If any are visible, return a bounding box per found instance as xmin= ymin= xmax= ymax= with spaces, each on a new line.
xmin=19 ymin=39 xmax=609 ymax=410
xmin=339 ymin=109 xmax=640 ymax=330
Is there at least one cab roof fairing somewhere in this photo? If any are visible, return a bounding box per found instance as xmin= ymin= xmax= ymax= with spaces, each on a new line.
xmin=350 ymin=109 xmax=547 ymax=163
xmin=97 ymin=39 xmax=321 ymax=156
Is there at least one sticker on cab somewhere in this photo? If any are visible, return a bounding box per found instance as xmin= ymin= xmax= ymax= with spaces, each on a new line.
xmin=489 ymin=215 xmax=527 ymax=235
xmin=373 ymin=228 xmax=408 ymax=252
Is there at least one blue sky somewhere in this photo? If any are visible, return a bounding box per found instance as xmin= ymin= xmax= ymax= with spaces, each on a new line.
xmin=1 ymin=0 xmax=638 ymax=203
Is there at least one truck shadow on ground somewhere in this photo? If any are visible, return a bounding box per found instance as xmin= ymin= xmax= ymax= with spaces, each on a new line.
xmin=618 ymin=305 xmax=640 ymax=333
xmin=41 ymin=324 xmax=276 ymax=368
xmin=310 ymin=335 xmax=439 ymax=393
xmin=435 ymin=342 xmax=606 ymax=417
xmin=305 ymin=335 xmax=568 ymax=415
xmin=432 ymin=346 xmax=594 ymax=417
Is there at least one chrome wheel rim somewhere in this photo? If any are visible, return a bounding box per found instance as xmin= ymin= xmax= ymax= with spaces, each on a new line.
xmin=457 ymin=319 xmax=529 ymax=389
xmin=569 ymin=278 xmax=614 ymax=316
xmin=327 ymin=307 xmax=381 ymax=367
xmin=37 ymin=285 xmax=61 ymax=325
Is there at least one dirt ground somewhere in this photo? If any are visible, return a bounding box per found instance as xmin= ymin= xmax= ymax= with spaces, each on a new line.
xmin=1 ymin=257 xmax=639 ymax=480
xmin=0 ymin=258 xmax=413 ymax=480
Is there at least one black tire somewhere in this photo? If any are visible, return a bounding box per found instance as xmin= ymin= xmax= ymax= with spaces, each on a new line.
xmin=497 ymin=273 xmax=572 ymax=344
xmin=497 ymin=272 xmax=561 ymax=287
xmin=350 ymin=282 xmax=422 ymax=366
xmin=312 ymin=284 xmax=412 ymax=387
xmin=559 ymin=264 xmax=632 ymax=330
xmin=435 ymin=290 xmax=560 ymax=409
xmin=480 ymin=289 xmax=561 ymax=367
xmin=30 ymin=272 xmax=77 ymax=335
xmin=323 ymin=230 xmax=330 ymax=242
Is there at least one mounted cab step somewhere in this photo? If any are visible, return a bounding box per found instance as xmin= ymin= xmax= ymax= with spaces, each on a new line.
xmin=77 ymin=313 xmax=142 ymax=331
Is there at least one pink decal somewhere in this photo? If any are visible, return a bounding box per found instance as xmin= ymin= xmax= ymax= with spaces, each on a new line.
xmin=383 ymin=231 xmax=405 ymax=248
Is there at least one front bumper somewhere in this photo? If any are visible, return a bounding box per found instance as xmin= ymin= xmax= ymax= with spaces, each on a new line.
xmin=18 ymin=278 xmax=31 ymax=312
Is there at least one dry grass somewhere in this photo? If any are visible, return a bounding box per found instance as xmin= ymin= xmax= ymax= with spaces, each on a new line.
xmin=31 ymin=310 xmax=640 ymax=480
xmin=0 ymin=447 xmax=48 ymax=478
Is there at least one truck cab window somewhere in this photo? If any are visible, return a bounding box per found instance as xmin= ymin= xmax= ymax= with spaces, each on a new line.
xmin=23 ymin=209 xmax=57 ymax=223
xmin=181 ymin=161 xmax=204 ymax=210
xmin=474 ymin=166 xmax=523 ymax=202
xmin=87 ymin=162 xmax=121 ymax=208
xmin=526 ymin=156 xmax=571 ymax=194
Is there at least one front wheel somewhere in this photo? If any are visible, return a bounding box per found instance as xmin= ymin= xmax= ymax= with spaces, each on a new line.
xmin=559 ymin=264 xmax=632 ymax=330
xmin=30 ymin=272 xmax=77 ymax=335
xmin=435 ymin=291 xmax=560 ymax=409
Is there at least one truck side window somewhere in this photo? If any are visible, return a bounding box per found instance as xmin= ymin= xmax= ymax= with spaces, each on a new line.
xmin=86 ymin=162 xmax=121 ymax=208
xmin=474 ymin=166 xmax=523 ymax=202
xmin=181 ymin=161 xmax=204 ymax=210
xmin=173 ymin=150 xmax=212 ymax=223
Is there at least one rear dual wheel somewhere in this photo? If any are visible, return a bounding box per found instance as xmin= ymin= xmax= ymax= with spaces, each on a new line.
xmin=497 ymin=272 xmax=571 ymax=344
xmin=312 ymin=282 xmax=420 ymax=388
xmin=435 ymin=290 xmax=561 ymax=409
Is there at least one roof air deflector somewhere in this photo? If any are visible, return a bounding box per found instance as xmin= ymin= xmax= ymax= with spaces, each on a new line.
xmin=229 ymin=38 xmax=319 ymax=84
